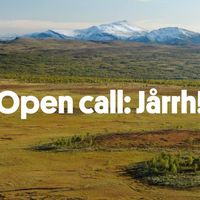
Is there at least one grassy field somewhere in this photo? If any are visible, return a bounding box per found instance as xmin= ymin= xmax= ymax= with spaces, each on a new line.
xmin=0 ymin=79 xmax=200 ymax=199
xmin=0 ymin=39 xmax=200 ymax=199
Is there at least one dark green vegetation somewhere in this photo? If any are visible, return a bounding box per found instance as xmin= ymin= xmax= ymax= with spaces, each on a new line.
xmin=126 ymin=152 xmax=200 ymax=188
xmin=1 ymin=39 xmax=200 ymax=81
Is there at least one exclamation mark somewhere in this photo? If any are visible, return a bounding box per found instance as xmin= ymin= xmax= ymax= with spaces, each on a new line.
xmin=198 ymin=91 xmax=200 ymax=114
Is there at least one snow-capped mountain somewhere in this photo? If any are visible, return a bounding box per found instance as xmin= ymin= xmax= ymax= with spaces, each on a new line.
xmin=145 ymin=27 xmax=200 ymax=44
xmin=54 ymin=20 xmax=146 ymax=41
xmin=17 ymin=20 xmax=146 ymax=42
xmin=2 ymin=21 xmax=200 ymax=45
xmin=75 ymin=20 xmax=146 ymax=41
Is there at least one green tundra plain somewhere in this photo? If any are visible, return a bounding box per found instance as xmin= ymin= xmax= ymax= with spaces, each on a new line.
xmin=0 ymin=39 xmax=200 ymax=199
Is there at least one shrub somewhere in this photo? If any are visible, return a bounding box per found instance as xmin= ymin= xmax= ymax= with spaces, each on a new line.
xmin=126 ymin=152 xmax=200 ymax=188
xmin=144 ymin=152 xmax=200 ymax=175
xmin=35 ymin=134 xmax=96 ymax=151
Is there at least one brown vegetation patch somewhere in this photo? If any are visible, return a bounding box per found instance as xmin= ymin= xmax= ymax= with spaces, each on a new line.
xmin=95 ymin=130 xmax=200 ymax=150
xmin=35 ymin=130 xmax=200 ymax=152
xmin=0 ymin=137 xmax=12 ymax=141
xmin=0 ymin=84 xmax=40 ymax=90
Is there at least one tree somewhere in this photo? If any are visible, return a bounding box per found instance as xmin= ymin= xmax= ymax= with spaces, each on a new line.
xmin=193 ymin=163 xmax=198 ymax=172
xmin=170 ymin=163 xmax=177 ymax=174
xmin=188 ymin=155 xmax=194 ymax=166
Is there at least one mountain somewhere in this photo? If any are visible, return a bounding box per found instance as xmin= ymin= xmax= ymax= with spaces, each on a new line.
xmin=16 ymin=21 xmax=147 ymax=42
xmin=2 ymin=21 xmax=200 ymax=45
xmin=0 ymin=35 xmax=18 ymax=42
xmin=72 ymin=20 xmax=146 ymax=41
xmin=145 ymin=27 xmax=200 ymax=44
xmin=19 ymin=30 xmax=71 ymax=40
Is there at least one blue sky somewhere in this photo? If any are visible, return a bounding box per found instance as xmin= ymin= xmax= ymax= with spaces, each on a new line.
xmin=0 ymin=0 xmax=199 ymax=35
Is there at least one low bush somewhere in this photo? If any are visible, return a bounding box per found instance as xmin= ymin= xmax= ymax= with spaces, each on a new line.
xmin=126 ymin=152 xmax=200 ymax=188
xmin=34 ymin=134 xmax=95 ymax=151
xmin=145 ymin=152 xmax=200 ymax=175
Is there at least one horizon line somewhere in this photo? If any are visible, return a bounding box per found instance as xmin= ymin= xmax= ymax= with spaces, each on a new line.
xmin=0 ymin=19 xmax=200 ymax=36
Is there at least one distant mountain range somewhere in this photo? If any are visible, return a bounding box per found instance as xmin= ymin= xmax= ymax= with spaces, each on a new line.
xmin=1 ymin=20 xmax=200 ymax=45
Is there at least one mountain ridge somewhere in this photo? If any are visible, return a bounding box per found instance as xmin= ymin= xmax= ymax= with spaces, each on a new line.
xmin=1 ymin=21 xmax=200 ymax=45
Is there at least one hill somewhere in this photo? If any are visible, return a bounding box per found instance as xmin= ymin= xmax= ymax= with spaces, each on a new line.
xmin=0 ymin=39 xmax=200 ymax=80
